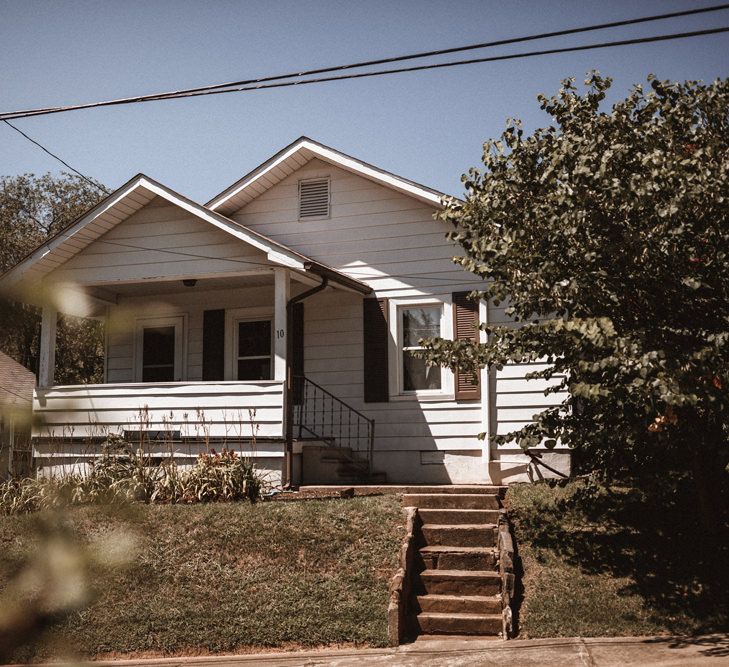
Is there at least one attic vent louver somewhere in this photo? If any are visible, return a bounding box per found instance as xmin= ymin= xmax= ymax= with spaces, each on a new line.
xmin=298 ymin=178 xmax=330 ymax=219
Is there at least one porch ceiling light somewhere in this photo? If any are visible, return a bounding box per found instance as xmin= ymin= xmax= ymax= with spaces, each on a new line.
xmin=182 ymin=279 xmax=197 ymax=287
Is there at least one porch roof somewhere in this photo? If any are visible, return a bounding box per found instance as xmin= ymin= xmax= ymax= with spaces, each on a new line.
xmin=0 ymin=173 xmax=371 ymax=306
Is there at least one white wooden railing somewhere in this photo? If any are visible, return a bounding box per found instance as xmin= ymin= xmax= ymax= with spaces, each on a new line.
xmin=32 ymin=381 xmax=285 ymax=440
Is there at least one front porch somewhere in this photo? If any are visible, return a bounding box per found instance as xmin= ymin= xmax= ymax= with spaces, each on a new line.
xmin=30 ymin=264 xmax=374 ymax=484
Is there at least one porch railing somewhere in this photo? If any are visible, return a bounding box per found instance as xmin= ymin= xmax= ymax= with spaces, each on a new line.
xmin=292 ymin=375 xmax=375 ymax=472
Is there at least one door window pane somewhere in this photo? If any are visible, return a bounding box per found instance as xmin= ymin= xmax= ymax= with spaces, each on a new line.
xmin=237 ymin=320 xmax=272 ymax=380
xmin=401 ymin=306 xmax=441 ymax=391
xmin=142 ymin=326 xmax=175 ymax=382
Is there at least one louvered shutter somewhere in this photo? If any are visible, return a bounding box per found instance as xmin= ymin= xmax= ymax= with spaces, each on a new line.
xmin=452 ymin=292 xmax=480 ymax=400
xmin=291 ymin=302 xmax=304 ymax=404
xmin=202 ymin=309 xmax=225 ymax=381
xmin=363 ymin=297 xmax=389 ymax=402
xmin=298 ymin=179 xmax=330 ymax=219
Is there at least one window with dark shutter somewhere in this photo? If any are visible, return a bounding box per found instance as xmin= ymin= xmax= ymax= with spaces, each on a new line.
xmin=452 ymin=292 xmax=481 ymax=400
xmin=202 ymin=309 xmax=225 ymax=381
xmin=363 ymin=297 xmax=389 ymax=402
xmin=298 ymin=178 xmax=330 ymax=219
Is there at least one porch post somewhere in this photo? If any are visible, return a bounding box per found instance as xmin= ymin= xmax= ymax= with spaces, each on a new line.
xmin=273 ymin=268 xmax=289 ymax=381
xmin=38 ymin=304 xmax=57 ymax=388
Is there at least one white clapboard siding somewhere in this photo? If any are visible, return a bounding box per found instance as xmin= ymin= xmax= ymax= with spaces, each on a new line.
xmin=230 ymin=159 xmax=461 ymax=298
xmin=302 ymin=290 xmax=486 ymax=455
xmin=106 ymin=284 xmax=275 ymax=383
xmin=33 ymin=381 xmax=284 ymax=439
xmin=47 ymin=196 xmax=272 ymax=285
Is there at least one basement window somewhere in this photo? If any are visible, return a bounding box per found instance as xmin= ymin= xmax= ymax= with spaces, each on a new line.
xmin=298 ymin=178 xmax=330 ymax=220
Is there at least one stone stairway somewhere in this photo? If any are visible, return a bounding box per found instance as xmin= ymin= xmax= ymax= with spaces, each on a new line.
xmin=402 ymin=487 xmax=504 ymax=639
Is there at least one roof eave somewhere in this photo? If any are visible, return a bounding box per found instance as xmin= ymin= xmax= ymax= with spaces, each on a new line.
xmin=206 ymin=136 xmax=450 ymax=215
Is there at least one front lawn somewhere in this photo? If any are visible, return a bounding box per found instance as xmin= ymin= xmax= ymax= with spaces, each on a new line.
xmin=0 ymin=495 xmax=404 ymax=661
xmin=506 ymin=480 xmax=728 ymax=638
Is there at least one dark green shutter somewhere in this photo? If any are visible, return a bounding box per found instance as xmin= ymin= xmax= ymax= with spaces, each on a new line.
xmin=363 ymin=297 xmax=389 ymax=403
xmin=202 ymin=309 xmax=225 ymax=381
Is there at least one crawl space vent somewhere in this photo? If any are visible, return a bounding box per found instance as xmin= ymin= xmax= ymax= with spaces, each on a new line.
xmin=298 ymin=178 xmax=330 ymax=219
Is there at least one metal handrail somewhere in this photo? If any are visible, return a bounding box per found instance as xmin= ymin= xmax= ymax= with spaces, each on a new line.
xmin=292 ymin=375 xmax=375 ymax=473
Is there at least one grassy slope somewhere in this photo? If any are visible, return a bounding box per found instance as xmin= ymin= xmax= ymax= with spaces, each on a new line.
xmin=506 ymin=481 xmax=729 ymax=638
xmin=0 ymin=496 xmax=404 ymax=660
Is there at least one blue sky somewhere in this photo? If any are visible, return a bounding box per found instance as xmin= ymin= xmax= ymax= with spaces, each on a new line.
xmin=1 ymin=0 xmax=727 ymax=201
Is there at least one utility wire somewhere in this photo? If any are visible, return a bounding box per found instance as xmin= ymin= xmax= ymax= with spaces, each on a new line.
xmin=5 ymin=26 xmax=726 ymax=187
xmin=1 ymin=4 xmax=728 ymax=121
xmin=144 ymin=26 xmax=728 ymax=101
xmin=2 ymin=120 xmax=110 ymax=194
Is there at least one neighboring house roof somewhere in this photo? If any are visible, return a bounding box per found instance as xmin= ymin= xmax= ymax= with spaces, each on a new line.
xmin=0 ymin=172 xmax=371 ymax=302
xmin=0 ymin=352 xmax=35 ymax=410
xmin=207 ymin=136 xmax=449 ymax=216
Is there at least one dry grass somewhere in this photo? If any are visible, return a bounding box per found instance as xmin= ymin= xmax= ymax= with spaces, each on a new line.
xmin=0 ymin=495 xmax=405 ymax=661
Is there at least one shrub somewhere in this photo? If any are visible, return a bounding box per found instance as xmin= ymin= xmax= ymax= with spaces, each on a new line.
xmin=0 ymin=441 xmax=266 ymax=515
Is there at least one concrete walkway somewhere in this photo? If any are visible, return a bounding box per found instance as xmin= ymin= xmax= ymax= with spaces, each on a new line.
xmin=57 ymin=635 xmax=729 ymax=667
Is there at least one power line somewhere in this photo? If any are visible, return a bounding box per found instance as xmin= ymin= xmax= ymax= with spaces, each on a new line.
xmin=1 ymin=5 xmax=728 ymax=121
xmin=154 ymin=26 xmax=729 ymax=101
xmin=2 ymin=120 xmax=110 ymax=194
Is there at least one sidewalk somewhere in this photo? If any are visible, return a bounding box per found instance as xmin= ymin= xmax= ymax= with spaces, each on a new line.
xmin=58 ymin=635 xmax=729 ymax=667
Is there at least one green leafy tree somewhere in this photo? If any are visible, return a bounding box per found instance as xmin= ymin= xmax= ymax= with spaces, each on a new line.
xmin=0 ymin=173 xmax=107 ymax=383
xmin=423 ymin=74 xmax=729 ymax=531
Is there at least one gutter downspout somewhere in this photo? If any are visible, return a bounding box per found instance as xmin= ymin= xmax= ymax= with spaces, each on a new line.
xmin=284 ymin=275 xmax=329 ymax=488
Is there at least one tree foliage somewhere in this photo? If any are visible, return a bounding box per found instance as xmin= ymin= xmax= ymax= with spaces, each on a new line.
xmin=0 ymin=173 xmax=107 ymax=383
xmin=423 ymin=74 xmax=729 ymax=521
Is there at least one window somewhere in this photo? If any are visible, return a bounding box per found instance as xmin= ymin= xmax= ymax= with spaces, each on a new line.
xmin=142 ymin=326 xmax=175 ymax=382
xmin=134 ymin=316 xmax=184 ymax=383
xmin=235 ymin=319 xmax=272 ymax=380
xmin=400 ymin=306 xmax=442 ymax=392
xmin=298 ymin=178 xmax=330 ymax=219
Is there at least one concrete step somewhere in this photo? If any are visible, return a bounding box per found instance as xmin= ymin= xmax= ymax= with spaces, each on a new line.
xmin=402 ymin=486 xmax=504 ymax=495
xmin=413 ymin=611 xmax=502 ymax=636
xmin=412 ymin=634 xmax=502 ymax=643
xmin=419 ymin=545 xmax=497 ymax=571
xmin=419 ymin=508 xmax=501 ymax=525
xmin=416 ymin=569 xmax=500 ymax=596
xmin=420 ymin=524 xmax=496 ymax=548
xmin=402 ymin=493 xmax=500 ymax=510
xmin=414 ymin=593 xmax=502 ymax=614
xmin=299 ymin=485 xmax=504 ymax=495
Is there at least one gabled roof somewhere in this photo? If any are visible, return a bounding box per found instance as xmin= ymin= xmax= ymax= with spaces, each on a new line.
xmin=0 ymin=352 xmax=35 ymax=409
xmin=0 ymin=173 xmax=371 ymax=301
xmin=207 ymin=136 xmax=448 ymax=216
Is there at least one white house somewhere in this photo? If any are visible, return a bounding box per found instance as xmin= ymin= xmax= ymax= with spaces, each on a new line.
xmin=0 ymin=137 xmax=569 ymax=485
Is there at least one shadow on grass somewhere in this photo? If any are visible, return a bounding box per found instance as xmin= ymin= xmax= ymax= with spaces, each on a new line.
xmin=509 ymin=478 xmax=729 ymax=635
xmin=647 ymin=634 xmax=729 ymax=658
